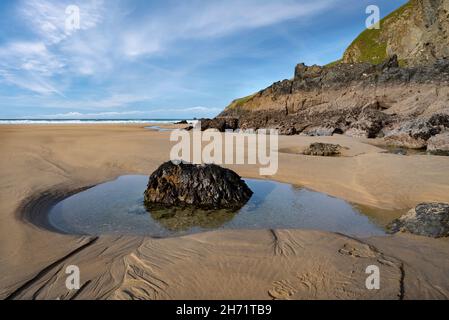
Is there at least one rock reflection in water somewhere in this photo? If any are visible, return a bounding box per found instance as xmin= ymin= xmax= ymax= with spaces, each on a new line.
xmin=148 ymin=206 xmax=238 ymax=231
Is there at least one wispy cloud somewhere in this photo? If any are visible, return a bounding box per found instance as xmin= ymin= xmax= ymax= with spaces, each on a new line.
xmin=120 ymin=0 xmax=337 ymax=57
xmin=20 ymin=0 xmax=105 ymax=45
xmin=0 ymin=0 xmax=105 ymax=94
xmin=0 ymin=41 xmax=65 ymax=95
xmin=0 ymin=69 xmax=63 ymax=96
xmin=0 ymin=0 xmax=341 ymax=118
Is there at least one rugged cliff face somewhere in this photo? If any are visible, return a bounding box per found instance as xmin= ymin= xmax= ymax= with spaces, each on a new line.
xmin=220 ymin=56 xmax=449 ymax=139
xmin=217 ymin=0 xmax=449 ymax=151
xmin=343 ymin=0 xmax=449 ymax=66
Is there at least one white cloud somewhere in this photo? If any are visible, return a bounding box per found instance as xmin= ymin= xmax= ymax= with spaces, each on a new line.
xmin=0 ymin=41 xmax=65 ymax=94
xmin=20 ymin=0 xmax=105 ymax=45
xmin=0 ymin=41 xmax=65 ymax=76
xmin=0 ymin=0 xmax=105 ymax=94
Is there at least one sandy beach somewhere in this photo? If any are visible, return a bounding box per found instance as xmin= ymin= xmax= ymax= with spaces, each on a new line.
xmin=0 ymin=124 xmax=448 ymax=299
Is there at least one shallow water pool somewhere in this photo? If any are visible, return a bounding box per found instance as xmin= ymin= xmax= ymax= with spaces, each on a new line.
xmin=48 ymin=176 xmax=393 ymax=238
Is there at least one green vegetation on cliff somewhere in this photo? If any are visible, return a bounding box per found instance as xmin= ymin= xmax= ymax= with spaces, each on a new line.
xmin=343 ymin=1 xmax=414 ymax=65
xmin=227 ymin=94 xmax=256 ymax=110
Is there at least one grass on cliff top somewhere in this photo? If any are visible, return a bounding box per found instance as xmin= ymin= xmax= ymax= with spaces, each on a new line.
xmin=325 ymin=59 xmax=343 ymax=68
xmin=349 ymin=27 xmax=388 ymax=65
xmin=226 ymin=94 xmax=256 ymax=110
xmin=343 ymin=1 xmax=414 ymax=65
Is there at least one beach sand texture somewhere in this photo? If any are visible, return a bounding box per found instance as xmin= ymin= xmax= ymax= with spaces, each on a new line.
xmin=1 ymin=124 xmax=449 ymax=299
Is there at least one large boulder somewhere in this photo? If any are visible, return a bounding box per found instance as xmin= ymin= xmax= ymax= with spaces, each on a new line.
xmin=303 ymin=143 xmax=341 ymax=156
xmin=427 ymin=132 xmax=449 ymax=156
xmin=388 ymin=203 xmax=449 ymax=238
xmin=144 ymin=161 xmax=253 ymax=210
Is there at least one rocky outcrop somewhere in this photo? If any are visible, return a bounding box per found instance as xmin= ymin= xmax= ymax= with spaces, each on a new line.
xmin=189 ymin=117 xmax=239 ymax=132
xmin=301 ymin=126 xmax=337 ymax=137
xmin=144 ymin=161 xmax=253 ymax=210
xmin=219 ymin=55 xmax=449 ymax=140
xmin=345 ymin=105 xmax=390 ymax=138
xmin=427 ymin=132 xmax=449 ymax=155
xmin=388 ymin=203 xmax=449 ymax=238
xmin=343 ymin=0 xmax=449 ymax=66
xmin=383 ymin=114 xmax=449 ymax=149
xmin=303 ymin=143 xmax=341 ymax=157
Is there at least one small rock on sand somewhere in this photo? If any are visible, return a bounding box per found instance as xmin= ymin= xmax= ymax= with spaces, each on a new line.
xmin=388 ymin=203 xmax=449 ymax=238
xmin=303 ymin=143 xmax=341 ymax=156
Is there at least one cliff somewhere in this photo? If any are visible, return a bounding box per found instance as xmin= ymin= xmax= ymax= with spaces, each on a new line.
xmin=216 ymin=0 xmax=449 ymax=151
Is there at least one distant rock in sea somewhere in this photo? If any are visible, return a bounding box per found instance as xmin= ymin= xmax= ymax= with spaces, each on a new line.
xmin=144 ymin=161 xmax=253 ymax=210
xmin=388 ymin=203 xmax=449 ymax=238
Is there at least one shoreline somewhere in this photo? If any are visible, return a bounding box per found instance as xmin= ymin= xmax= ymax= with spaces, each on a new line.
xmin=1 ymin=124 xmax=449 ymax=299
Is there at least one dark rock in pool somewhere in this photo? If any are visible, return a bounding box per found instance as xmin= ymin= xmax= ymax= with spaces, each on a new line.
xmin=175 ymin=120 xmax=189 ymax=124
xmin=303 ymin=143 xmax=341 ymax=156
xmin=388 ymin=203 xmax=449 ymax=238
xmin=144 ymin=161 xmax=253 ymax=210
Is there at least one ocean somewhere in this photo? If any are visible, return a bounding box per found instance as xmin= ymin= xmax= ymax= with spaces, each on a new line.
xmin=0 ymin=119 xmax=193 ymax=125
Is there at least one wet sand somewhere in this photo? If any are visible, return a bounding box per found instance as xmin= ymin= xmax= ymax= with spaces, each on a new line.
xmin=1 ymin=124 xmax=449 ymax=299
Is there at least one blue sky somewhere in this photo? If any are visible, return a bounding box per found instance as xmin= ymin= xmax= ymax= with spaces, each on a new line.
xmin=0 ymin=0 xmax=407 ymax=119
